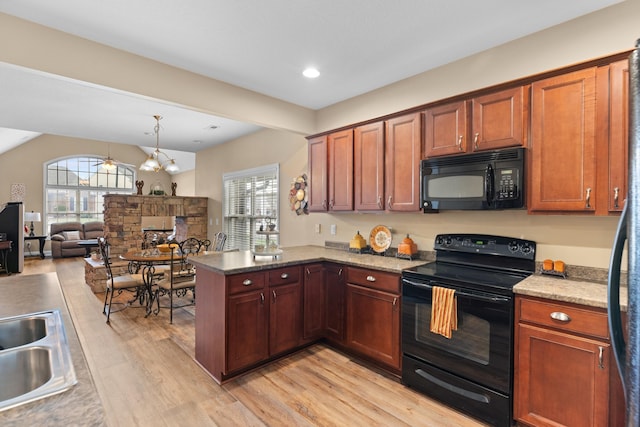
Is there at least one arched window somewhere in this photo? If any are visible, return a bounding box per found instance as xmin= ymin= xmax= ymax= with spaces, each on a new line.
xmin=45 ymin=156 xmax=135 ymax=230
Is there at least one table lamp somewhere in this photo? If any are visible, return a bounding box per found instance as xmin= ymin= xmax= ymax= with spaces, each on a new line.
xmin=24 ymin=211 xmax=41 ymax=237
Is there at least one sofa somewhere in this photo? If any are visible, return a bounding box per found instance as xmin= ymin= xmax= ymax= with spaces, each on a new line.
xmin=50 ymin=221 xmax=104 ymax=258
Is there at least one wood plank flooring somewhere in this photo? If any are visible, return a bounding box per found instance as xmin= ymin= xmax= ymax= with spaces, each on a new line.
xmin=22 ymin=257 xmax=487 ymax=427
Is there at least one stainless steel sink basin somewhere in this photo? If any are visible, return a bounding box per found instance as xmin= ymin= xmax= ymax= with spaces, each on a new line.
xmin=0 ymin=310 xmax=77 ymax=412
xmin=0 ymin=347 xmax=52 ymax=402
xmin=0 ymin=316 xmax=47 ymax=350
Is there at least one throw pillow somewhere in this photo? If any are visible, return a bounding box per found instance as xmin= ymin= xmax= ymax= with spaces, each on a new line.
xmin=63 ymin=230 xmax=81 ymax=240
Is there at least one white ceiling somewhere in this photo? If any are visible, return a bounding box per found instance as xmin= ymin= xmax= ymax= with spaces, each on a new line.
xmin=0 ymin=0 xmax=623 ymax=172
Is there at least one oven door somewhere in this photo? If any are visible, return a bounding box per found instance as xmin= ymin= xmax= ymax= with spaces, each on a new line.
xmin=401 ymin=278 xmax=513 ymax=393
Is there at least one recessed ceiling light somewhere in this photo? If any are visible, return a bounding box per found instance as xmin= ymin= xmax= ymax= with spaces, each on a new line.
xmin=303 ymin=67 xmax=320 ymax=79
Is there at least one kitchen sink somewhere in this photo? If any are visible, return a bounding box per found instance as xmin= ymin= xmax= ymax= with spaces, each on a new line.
xmin=0 ymin=310 xmax=77 ymax=412
xmin=0 ymin=316 xmax=47 ymax=350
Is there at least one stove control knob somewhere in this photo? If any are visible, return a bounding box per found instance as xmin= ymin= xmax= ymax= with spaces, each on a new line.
xmin=444 ymin=236 xmax=453 ymax=246
xmin=521 ymin=242 xmax=533 ymax=254
xmin=508 ymin=240 xmax=520 ymax=253
xmin=435 ymin=236 xmax=444 ymax=246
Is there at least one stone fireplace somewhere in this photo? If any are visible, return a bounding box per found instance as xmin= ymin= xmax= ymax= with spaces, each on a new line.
xmin=103 ymin=194 xmax=208 ymax=257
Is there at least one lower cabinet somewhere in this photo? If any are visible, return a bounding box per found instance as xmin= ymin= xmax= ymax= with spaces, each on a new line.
xmin=225 ymin=266 xmax=303 ymax=375
xmin=325 ymin=263 xmax=345 ymax=344
xmin=514 ymin=296 xmax=624 ymax=427
xmin=303 ymin=263 xmax=326 ymax=340
xmin=345 ymin=267 xmax=401 ymax=371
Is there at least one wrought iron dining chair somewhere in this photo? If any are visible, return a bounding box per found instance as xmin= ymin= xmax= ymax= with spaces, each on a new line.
xmin=212 ymin=232 xmax=227 ymax=251
xmin=154 ymin=238 xmax=199 ymax=323
xmin=98 ymin=237 xmax=146 ymax=324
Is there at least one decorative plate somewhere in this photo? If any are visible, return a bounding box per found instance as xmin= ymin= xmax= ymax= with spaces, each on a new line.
xmin=369 ymin=225 xmax=392 ymax=253
xmin=289 ymin=174 xmax=309 ymax=215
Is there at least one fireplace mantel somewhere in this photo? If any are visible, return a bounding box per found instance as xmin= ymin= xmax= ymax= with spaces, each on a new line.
xmin=103 ymin=194 xmax=208 ymax=257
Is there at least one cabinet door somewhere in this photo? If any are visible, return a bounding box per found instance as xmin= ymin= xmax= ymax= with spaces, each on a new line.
xmin=608 ymin=59 xmax=629 ymax=213
xmin=471 ymin=86 xmax=526 ymax=151
xmin=303 ymin=263 xmax=326 ymax=340
xmin=423 ymin=100 xmax=467 ymax=157
xmin=269 ymin=282 xmax=302 ymax=355
xmin=385 ymin=112 xmax=421 ymax=212
xmin=328 ymin=129 xmax=354 ymax=211
xmin=529 ymin=68 xmax=597 ymax=212
xmin=354 ymin=122 xmax=385 ymax=211
xmin=515 ymin=323 xmax=610 ymax=427
xmin=227 ymin=290 xmax=268 ymax=373
xmin=325 ymin=264 xmax=345 ymax=343
xmin=308 ymin=135 xmax=328 ymax=212
xmin=345 ymin=283 xmax=400 ymax=370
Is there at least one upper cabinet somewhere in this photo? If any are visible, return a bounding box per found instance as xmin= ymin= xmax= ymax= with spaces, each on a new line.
xmin=423 ymin=100 xmax=467 ymax=157
xmin=423 ymin=86 xmax=527 ymax=158
xmin=307 ymin=130 xmax=354 ymax=212
xmin=529 ymin=59 xmax=629 ymax=215
xmin=354 ymin=122 xmax=385 ymax=211
xmin=328 ymin=130 xmax=354 ymax=211
xmin=529 ymin=68 xmax=597 ymax=212
xmin=607 ymin=59 xmax=629 ymax=213
xmin=307 ymin=135 xmax=328 ymax=212
xmin=385 ymin=112 xmax=422 ymax=211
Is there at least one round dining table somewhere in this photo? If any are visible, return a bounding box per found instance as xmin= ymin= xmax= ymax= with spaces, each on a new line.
xmin=119 ymin=249 xmax=180 ymax=315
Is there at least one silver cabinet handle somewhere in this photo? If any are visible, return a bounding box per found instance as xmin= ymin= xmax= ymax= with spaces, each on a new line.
xmin=585 ymin=187 xmax=592 ymax=209
xmin=243 ymin=279 xmax=253 ymax=286
xmin=272 ymin=289 xmax=277 ymax=302
xmin=598 ymin=346 xmax=604 ymax=370
xmin=614 ymin=187 xmax=620 ymax=208
xmin=550 ymin=311 xmax=571 ymax=322
xmin=377 ymin=195 xmax=383 ymax=209
xmin=456 ymin=135 xmax=463 ymax=151
xmin=473 ymin=132 xmax=479 ymax=150
xmin=387 ymin=196 xmax=392 ymax=210
xmin=366 ymin=275 xmax=376 ymax=282
xmin=260 ymin=292 xmax=264 ymax=304
xmin=280 ymin=273 xmax=288 ymax=279
xmin=322 ymin=200 xmax=327 ymax=209
xmin=338 ymin=268 xmax=343 ymax=276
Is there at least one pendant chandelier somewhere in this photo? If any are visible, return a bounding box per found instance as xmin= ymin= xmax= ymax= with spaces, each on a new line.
xmin=139 ymin=115 xmax=179 ymax=173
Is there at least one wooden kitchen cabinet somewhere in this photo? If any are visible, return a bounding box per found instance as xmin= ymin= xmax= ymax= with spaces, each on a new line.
xmin=606 ymin=59 xmax=629 ymax=213
xmin=423 ymin=100 xmax=468 ymax=157
xmin=325 ymin=263 xmax=345 ymax=344
xmin=307 ymin=135 xmax=328 ymax=212
xmin=423 ymin=86 xmax=526 ymax=158
xmin=303 ymin=263 xmax=326 ymax=340
xmin=529 ymin=67 xmax=597 ymax=212
xmin=328 ymin=129 xmax=354 ymax=211
xmin=354 ymin=121 xmax=385 ymax=211
xmin=227 ymin=288 xmax=269 ymax=372
xmin=345 ymin=267 xmax=401 ymax=371
xmin=384 ymin=112 xmax=421 ymax=212
xmin=268 ymin=267 xmax=302 ymax=355
xmin=514 ymin=296 xmax=623 ymax=427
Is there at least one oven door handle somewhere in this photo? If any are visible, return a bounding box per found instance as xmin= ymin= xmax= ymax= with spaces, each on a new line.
xmin=402 ymin=278 xmax=511 ymax=303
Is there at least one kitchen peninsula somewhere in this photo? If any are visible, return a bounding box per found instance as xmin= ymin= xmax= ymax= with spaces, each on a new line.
xmin=190 ymin=246 xmax=426 ymax=383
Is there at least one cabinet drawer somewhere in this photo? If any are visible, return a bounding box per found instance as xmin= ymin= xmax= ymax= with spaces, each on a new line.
xmin=228 ymin=271 xmax=265 ymax=295
xmin=268 ymin=266 xmax=301 ymax=286
xmin=518 ymin=297 xmax=609 ymax=340
xmin=346 ymin=267 xmax=399 ymax=293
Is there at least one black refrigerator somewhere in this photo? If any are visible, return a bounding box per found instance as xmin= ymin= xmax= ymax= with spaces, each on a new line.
xmin=0 ymin=201 xmax=24 ymax=273
xmin=609 ymin=40 xmax=640 ymax=427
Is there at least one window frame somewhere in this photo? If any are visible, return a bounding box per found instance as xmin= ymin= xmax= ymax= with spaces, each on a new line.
xmin=223 ymin=163 xmax=279 ymax=251
xmin=44 ymin=155 xmax=136 ymax=232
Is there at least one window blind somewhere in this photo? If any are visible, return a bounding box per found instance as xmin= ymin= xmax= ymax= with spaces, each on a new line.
xmin=223 ymin=164 xmax=279 ymax=251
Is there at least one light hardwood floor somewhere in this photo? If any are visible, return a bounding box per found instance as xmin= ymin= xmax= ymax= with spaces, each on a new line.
xmin=23 ymin=257 xmax=487 ymax=427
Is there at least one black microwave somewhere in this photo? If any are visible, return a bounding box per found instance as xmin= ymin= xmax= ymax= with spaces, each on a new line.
xmin=420 ymin=147 xmax=525 ymax=213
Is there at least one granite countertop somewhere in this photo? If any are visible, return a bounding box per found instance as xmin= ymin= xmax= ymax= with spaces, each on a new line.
xmin=514 ymin=273 xmax=628 ymax=311
xmin=0 ymin=273 xmax=106 ymax=426
xmin=190 ymin=245 xmax=428 ymax=275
